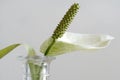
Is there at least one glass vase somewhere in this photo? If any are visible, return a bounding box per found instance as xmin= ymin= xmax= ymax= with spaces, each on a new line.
xmin=21 ymin=55 xmax=55 ymax=80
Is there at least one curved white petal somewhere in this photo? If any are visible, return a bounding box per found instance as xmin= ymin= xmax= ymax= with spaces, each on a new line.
xmin=40 ymin=32 xmax=114 ymax=56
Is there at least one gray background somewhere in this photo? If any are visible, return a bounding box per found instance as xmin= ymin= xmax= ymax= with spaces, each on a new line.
xmin=0 ymin=0 xmax=119 ymax=80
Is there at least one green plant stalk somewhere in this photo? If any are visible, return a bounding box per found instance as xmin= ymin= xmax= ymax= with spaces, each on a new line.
xmin=25 ymin=45 xmax=42 ymax=80
xmin=29 ymin=63 xmax=42 ymax=80
xmin=44 ymin=39 xmax=56 ymax=56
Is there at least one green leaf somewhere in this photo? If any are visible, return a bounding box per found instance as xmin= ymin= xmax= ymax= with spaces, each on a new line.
xmin=0 ymin=43 xmax=37 ymax=59
xmin=0 ymin=44 xmax=20 ymax=58
xmin=40 ymin=32 xmax=114 ymax=56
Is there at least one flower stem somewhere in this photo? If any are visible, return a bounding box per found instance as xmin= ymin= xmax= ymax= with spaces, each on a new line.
xmin=29 ymin=63 xmax=42 ymax=80
xmin=44 ymin=39 xmax=56 ymax=56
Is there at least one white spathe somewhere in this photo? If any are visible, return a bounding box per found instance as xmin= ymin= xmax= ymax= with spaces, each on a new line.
xmin=40 ymin=32 xmax=114 ymax=56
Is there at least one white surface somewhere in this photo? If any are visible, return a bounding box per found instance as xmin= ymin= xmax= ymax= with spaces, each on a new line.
xmin=0 ymin=0 xmax=119 ymax=80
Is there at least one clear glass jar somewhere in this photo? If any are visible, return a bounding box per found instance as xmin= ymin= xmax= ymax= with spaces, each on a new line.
xmin=20 ymin=55 xmax=55 ymax=80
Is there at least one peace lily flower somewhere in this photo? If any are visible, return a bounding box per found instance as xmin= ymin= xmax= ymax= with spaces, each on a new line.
xmin=0 ymin=3 xmax=114 ymax=80
xmin=40 ymin=3 xmax=114 ymax=56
